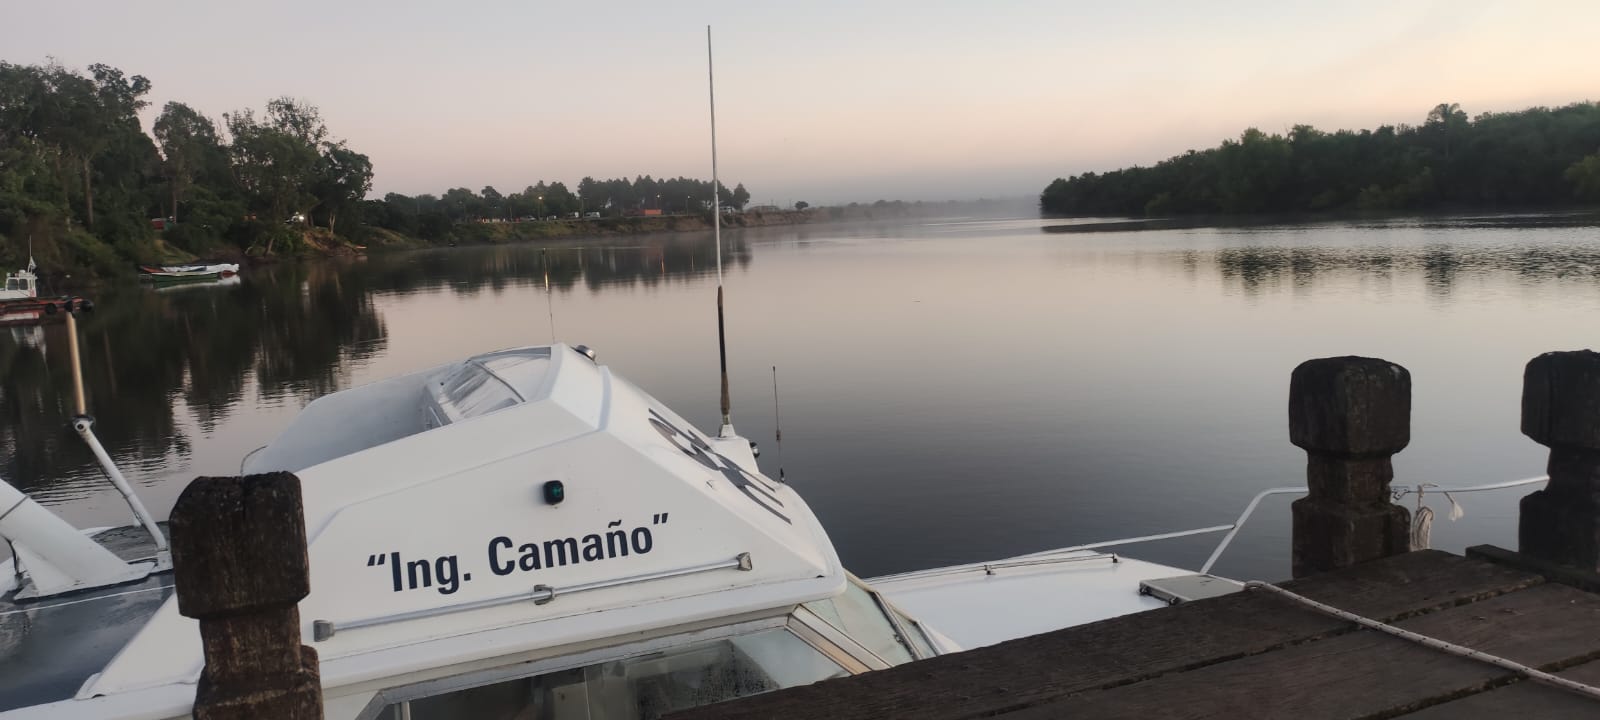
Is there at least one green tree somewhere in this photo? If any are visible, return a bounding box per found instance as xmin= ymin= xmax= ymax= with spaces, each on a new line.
xmin=1566 ymin=153 xmax=1600 ymax=201
xmin=225 ymin=106 xmax=320 ymax=251
xmin=481 ymin=185 xmax=504 ymax=219
xmin=80 ymin=63 xmax=151 ymax=230
xmin=545 ymin=181 xmax=577 ymax=217
xmin=311 ymin=143 xmax=372 ymax=233
xmin=794 ymin=200 xmax=809 ymax=211
xmin=577 ymin=176 xmax=603 ymax=214
xmin=153 ymin=102 xmax=218 ymax=223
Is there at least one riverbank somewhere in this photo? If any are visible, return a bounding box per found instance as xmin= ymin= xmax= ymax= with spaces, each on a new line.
xmin=3 ymin=209 xmax=818 ymax=288
xmin=361 ymin=209 xmax=816 ymax=251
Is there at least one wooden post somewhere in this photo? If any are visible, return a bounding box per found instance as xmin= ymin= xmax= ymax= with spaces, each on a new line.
xmin=1288 ymin=356 xmax=1412 ymax=578
xmin=1519 ymin=350 xmax=1600 ymax=571
xmin=170 ymin=472 xmax=323 ymax=720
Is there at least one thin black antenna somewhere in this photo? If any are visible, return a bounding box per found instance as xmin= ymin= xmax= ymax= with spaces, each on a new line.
xmin=709 ymin=25 xmax=732 ymax=436
xmin=772 ymin=366 xmax=786 ymax=483
xmin=541 ymin=248 xmax=556 ymax=343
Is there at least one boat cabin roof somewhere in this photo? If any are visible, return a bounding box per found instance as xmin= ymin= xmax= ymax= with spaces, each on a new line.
xmin=31 ymin=344 xmax=843 ymax=717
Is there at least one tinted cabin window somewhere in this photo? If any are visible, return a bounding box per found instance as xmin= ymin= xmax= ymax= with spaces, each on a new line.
xmin=395 ymin=627 xmax=845 ymax=720
xmin=804 ymin=579 xmax=915 ymax=664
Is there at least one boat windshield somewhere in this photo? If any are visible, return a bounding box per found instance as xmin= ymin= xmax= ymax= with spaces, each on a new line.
xmin=377 ymin=626 xmax=846 ymax=720
xmin=803 ymin=576 xmax=933 ymax=663
xmin=424 ymin=348 xmax=553 ymax=427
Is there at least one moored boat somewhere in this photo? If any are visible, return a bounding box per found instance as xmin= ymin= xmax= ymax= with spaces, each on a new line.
xmin=1 ymin=259 xmax=92 ymax=326
xmin=136 ymin=262 xmax=240 ymax=280
xmin=0 ymin=341 xmax=1203 ymax=719
xmin=150 ymin=274 xmax=241 ymax=292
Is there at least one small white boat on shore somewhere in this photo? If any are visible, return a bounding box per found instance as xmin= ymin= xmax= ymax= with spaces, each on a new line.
xmin=137 ymin=263 xmax=240 ymax=281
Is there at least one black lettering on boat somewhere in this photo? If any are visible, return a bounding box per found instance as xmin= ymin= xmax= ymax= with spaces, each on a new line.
xmin=544 ymin=537 xmax=578 ymax=567
xmin=435 ymin=555 xmax=461 ymax=595
xmin=518 ymin=543 xmax=542 ymax=571
xmin=605 ymin=529 xmax=629 ymax=557
xmin=387 ymin=515 xmax=670 ymax=593
xmin=581 ymin=533 xmax=606 ymax=561
xmin=488 ymin=536 xmax=515 ymax=576
xmin=407 ymin=558 xmax=433 ymax=589
xmin=631 ymin=526 xmax=654 ymax=554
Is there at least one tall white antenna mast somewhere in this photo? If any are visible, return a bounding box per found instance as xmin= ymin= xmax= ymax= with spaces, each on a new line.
xmin=709 ymin=26 xmax=733 ymax=437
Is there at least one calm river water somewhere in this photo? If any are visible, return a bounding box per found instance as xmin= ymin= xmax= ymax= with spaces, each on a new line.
xmin=4 ymin=213 xmax=1599 ymax=581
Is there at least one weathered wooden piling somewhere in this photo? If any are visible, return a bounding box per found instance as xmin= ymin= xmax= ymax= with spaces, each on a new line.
xmin=1288 ymin=356 xmax=1412 ymax=578
xmin=170 ymin=472 xmax=323 ymax=720
xmin=1519 ymin=350 xmax=1600 ymax=572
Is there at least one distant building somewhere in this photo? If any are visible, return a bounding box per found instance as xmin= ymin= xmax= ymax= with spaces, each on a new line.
xmin=747 ymin=204 xmax=782 ymax=213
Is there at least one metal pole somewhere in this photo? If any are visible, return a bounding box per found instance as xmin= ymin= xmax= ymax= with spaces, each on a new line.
xmin=64 ymin=310 xmax=169 ymax=555
xmin=709 ymin=26 xmax=732 ymax=435
xmin=74 ymin=418 xmax=168 ymax=553
xmin=66 ymin=312 xmax=86 ymax=416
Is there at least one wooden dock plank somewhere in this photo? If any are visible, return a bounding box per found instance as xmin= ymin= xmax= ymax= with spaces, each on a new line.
xmin=1395 ymin=661 xmax=1600 ymax=719
xmin=670 ymin=552 xmax=1541 ymax=720
xmin=1002 ymin=583 xmax=1600 ymax=720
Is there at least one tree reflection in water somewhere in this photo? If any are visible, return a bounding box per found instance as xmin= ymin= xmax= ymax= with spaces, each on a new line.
xmin=0 ymin=235 xmax=749 ymax=501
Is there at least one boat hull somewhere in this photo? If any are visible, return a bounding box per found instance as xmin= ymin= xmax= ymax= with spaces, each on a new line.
xmin=138 ymin=263 xmax=239 ymax=280
xmin=0 ymin=297 xmax=90 ymax=327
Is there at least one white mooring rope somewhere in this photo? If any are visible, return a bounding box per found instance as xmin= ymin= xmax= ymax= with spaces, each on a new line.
xmin=1408 ymin=484 xmax=1465 ymax=551
xmin=1244 ymin=581 xmax=1600 ymax=703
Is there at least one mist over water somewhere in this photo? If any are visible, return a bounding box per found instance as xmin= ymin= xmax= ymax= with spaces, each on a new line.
xmin=4 ymin=213 xmax=1599 ymax=581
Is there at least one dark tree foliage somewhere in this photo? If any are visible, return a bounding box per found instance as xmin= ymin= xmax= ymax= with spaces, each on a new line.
xmin=1 ymin=61 xmax=754 ymax=274
xmin=0 ymin=61 xmax=375 ymax=273
xmin=1041 ymin=102 xmax=1600 ymax=216
xmin=366 ymin=176 xmax=753 ymax=239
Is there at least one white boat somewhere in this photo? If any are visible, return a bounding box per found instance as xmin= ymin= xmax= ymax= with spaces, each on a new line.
xmin=137 ymin=263 xmax=240 ymax=280
xmin=151 ymin=274 xmax=242 ymax=293
xmin=0 ymin=342 xmax=1209 ymax=719
xmin=1 ymin=258 xmax=92 ymax=326
xmin=1 ymin=262 xmax=39 ymax=302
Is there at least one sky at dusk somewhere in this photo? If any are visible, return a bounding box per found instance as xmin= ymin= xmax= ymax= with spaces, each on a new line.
xmin=3 ymin=0 xmax=1596 ymax=204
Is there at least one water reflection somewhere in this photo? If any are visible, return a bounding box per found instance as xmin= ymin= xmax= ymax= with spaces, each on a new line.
xmin=1207 ymin=243 xmax=1600 ymax=297
xmin=0 ymin=236 xmax=750 ymax=502
xmin=1 ymin=218 xmax=1597 ymax=581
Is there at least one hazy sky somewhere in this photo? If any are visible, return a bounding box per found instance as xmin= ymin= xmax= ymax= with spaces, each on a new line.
xmin=3 ymin=0 xmax=1596 ymax=204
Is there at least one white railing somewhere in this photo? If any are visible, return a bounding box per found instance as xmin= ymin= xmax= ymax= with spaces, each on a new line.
xmin=1019 ymin=476 xmax=1551 ymax=576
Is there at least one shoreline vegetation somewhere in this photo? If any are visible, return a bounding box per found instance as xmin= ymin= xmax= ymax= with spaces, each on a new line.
xmin=1040 ymin=102 xmax=1600 ymax=217
xmin=0 ymin=60 xmax=776 ymax=282
xmin=0 ymin=60 xmax=1012 ymax=285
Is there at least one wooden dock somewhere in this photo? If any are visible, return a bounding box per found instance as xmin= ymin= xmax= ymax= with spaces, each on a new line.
xmin=673 ymin=352 xmax=1600 ymax=720
xmin=672 ymin=548 xmax=1600 ymax=719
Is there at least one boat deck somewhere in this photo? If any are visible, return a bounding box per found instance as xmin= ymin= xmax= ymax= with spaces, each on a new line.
xmin=0 ymin=524 xmax=173 ymax=713
xmin=671 ymin=549 xmax=1600 ymax=719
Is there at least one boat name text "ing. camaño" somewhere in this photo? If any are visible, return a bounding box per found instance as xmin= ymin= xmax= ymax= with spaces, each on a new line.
xmin=365 ymin=513 xmax=668 ymax=595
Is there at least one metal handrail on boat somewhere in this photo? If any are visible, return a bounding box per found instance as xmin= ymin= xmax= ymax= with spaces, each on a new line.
xmin=1003 ymin=476 xmax=1551 ymax=577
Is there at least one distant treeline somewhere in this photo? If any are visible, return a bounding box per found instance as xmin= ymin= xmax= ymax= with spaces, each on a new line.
xmin=1040 ymin=102 xmax=1600 ymax=217
xmin=0 ymin=59 xmax=761 ymax=277
xmin=365 ymin=176 xmax=753 ymax=242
